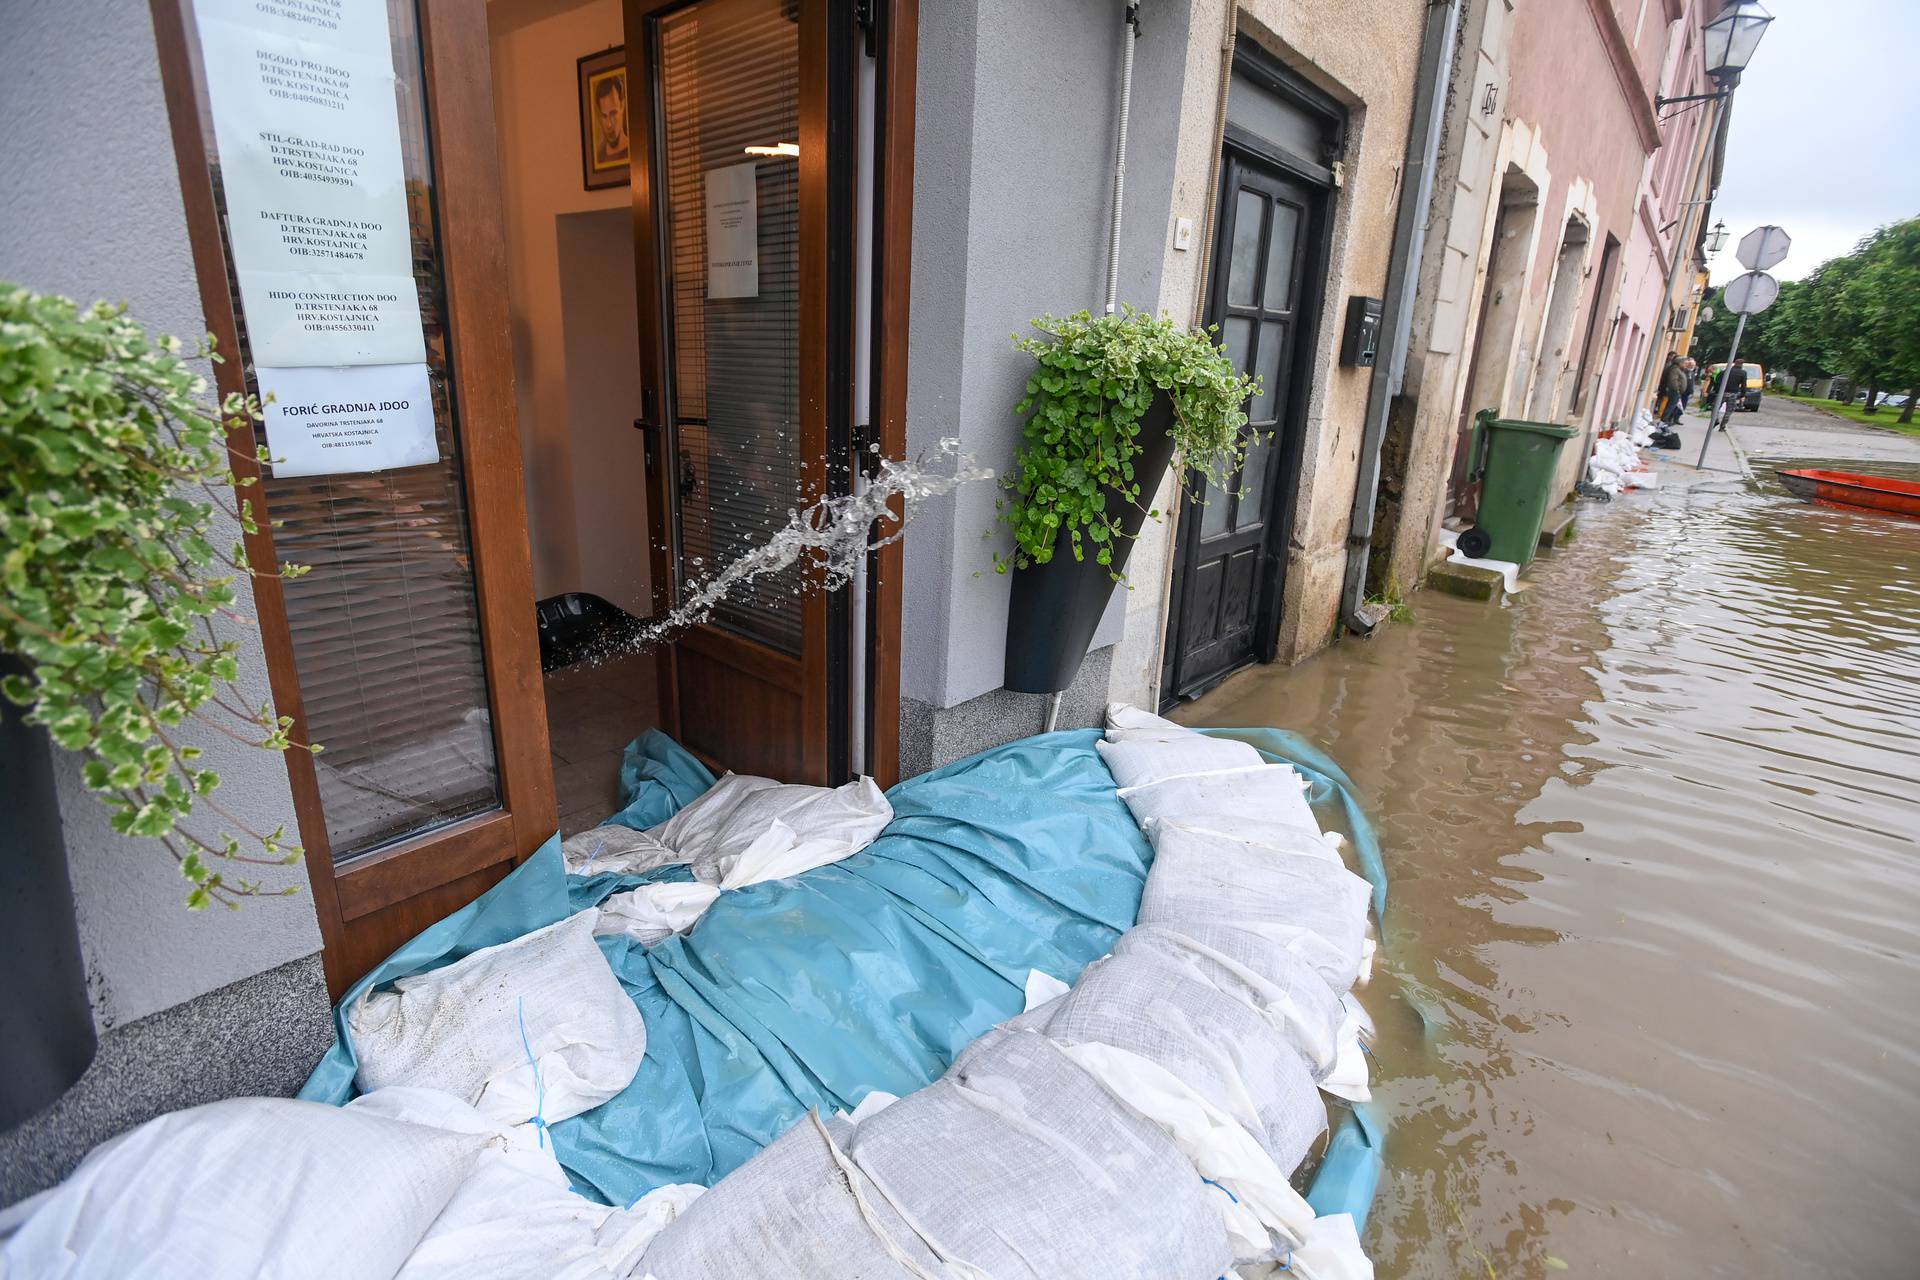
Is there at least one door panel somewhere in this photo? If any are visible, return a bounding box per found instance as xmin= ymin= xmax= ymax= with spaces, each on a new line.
xmin=626 ymin=0 xmax=841 ymax=784
xmin=157 ymin=0 xmax=557 ymax=995
xmin=1165 ymin=153 xmax=1320 ymax=701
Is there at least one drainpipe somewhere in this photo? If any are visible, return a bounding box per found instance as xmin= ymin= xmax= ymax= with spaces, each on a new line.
xmin=1103 ymin=2 xmax=1143 ymax=315
xmin=1047 ymin=0 xmax=1144 ymax=734
xmin=1338 ymin=0 xmax=1461 ymax=636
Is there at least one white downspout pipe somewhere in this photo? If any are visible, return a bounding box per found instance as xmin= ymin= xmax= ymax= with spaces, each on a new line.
xmin=1338 ymin=0 xmax=1462 ymax=635
xmin=1103 ymin=3 xmax=1142 ymax=314
xmin=1048 ymin=1 xmax=1144 ymax=735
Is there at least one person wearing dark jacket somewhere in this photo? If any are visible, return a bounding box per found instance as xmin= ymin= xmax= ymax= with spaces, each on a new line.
xmin=1717 ymin=364 xmax=1749 ymax=430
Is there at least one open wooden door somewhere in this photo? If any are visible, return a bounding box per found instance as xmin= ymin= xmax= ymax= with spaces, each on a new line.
xmin=154 ymin=0 xmax=557 ymax=995
xmin=625 ymin=0 xmax=870 ymax=786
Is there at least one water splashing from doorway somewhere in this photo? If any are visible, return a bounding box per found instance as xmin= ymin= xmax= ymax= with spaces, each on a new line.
xmin=602 ymin=438 xmax=991 ymax=659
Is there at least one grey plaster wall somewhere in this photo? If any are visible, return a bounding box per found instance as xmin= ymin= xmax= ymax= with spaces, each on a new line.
xmin=0 ymin=955 xmax=335 ymax=1205
xmin=899 ymin=645 xmax=1113 ymax=779
xmin=902 ymin=0 xmax=1193 ymax=715
xmin=0 ymin=0 xmax=324 ymax=1029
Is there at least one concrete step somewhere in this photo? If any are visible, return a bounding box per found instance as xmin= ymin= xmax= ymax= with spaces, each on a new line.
xmin=1537 ymin=503 xmax=1577 ymax=550
xmin=1426 ymin=558 xmax=1507 ymax=601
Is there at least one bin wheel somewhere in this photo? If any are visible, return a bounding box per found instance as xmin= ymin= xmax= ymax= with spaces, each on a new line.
xmin=1458 ymin=526 xmax=1492 ymax=559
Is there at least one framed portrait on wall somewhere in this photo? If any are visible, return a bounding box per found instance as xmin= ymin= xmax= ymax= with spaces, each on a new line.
xmin=578 ymin=47 xmax=630 ymax=191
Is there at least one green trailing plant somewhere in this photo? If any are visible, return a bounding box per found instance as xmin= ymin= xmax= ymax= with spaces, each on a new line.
xmin=0 ymin=286 xmax=316 ymax=909
xmin=996 ymin=306 xmax=1260 ymax=576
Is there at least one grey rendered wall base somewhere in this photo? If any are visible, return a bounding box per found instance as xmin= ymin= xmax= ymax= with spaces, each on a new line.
xmin=0 ymin=951 xmax=334 ymax=1206
xmin=898 ymin=646 xmax=1115 ymax=779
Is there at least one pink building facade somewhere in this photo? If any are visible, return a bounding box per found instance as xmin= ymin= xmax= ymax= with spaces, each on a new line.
xmin=1369 ymin=0 xmax=1725 ymax=597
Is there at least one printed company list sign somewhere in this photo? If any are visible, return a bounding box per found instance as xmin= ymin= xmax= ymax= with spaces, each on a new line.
xmin=257 ymin=363 xmax=439 ymax=478
xmin=196 ymin=0 xmax=424 ymax=366
xmin=705 ymin=162 xmax=759 ymax=299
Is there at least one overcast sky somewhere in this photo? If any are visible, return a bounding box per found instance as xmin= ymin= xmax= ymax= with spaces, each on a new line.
xmin=1703 ymin=0 xmax=1920 ymax=284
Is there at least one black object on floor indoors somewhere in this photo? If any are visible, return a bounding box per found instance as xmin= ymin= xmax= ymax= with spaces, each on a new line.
xmin=536 ymin=593 xmax=645 ymax=673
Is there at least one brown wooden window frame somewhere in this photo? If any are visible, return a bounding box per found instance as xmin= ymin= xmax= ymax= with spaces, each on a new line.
xmin=151 ymin=0 xmax=556 ymax=995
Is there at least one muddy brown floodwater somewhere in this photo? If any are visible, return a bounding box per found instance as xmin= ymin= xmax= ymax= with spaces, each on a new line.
xmin=1177 ymin=469 xmax=1920 ymax=1277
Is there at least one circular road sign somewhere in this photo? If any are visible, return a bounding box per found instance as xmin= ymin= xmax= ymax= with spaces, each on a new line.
xmin=1736 ymin=225 xmax=1791 ymax=272
xmin=1723 ymin=270 xmax=1779 ymax=316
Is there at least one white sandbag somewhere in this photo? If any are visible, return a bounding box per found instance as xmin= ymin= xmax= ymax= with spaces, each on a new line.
xmin=1320 ymin=994 xmax=1374 ymax=1105
xmin=0 ymin=1097 xmax=486 ymax=1280
xmin=637 ymin=1112 xmax=958 ymax=1279
xmin=1039 ymin=946 xmax=1327 ymax=1173
xmin=1162 ymin=814 xmax=1347 ymax=865
xmin=1111 ymin=924 xmax=1347 ymax=1080
xmin=1023 ymin=968 xmax=1071 ymax=1011
xmin=1054 ymin=1038 xmax=1316 ymax=1262
xmin=1103 ymin=701 xmax=1192 ymax=741
xmin=350 ymin=910 xmax=647 ymax=1129
xmin=842 ymin=1028 xmax=1234 ymax=1279
xmin=1139 ymin=823 xmax=1372 ymax=987
xmin=1096 ymin=732 xmax=1264 ymax=789
xmin=561 ymin=825 xmax=682 ymax=879
xmin=349 ymin=1086 xmax=700 ymax=1280
xmin=594 ymin=880 xmax=723 ymax=946
xmin=1119 ymin=763 xmax=1320 ymax=832
xmin=649 ymin=771 xmax=892 ymax=887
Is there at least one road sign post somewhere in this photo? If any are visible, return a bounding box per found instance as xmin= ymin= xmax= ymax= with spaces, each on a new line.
xmin=1696 ymin=256 xmax=1783 ymax=469
xmin=1736 ymin=225 xmax=1792 ymax=273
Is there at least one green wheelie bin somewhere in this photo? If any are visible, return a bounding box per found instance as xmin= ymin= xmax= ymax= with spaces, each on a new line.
xmin=1457 ymin=409 xmax=1576 ymax=567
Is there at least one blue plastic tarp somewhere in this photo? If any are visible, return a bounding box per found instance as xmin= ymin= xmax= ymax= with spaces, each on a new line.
xmin=302 ymin=729 xmax=1154 ymax=1206
xmin=300 ymin=724 xmax=1387 ymax=1222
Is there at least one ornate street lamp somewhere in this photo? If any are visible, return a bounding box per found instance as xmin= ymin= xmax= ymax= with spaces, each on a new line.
xmin=1702 ymin=1 xmax=1775 ymax=84
xmin=1658 ymin=1 xmax=1773 ymax=108
xmin=1704 ymin=221 xmax=1730 ymax=254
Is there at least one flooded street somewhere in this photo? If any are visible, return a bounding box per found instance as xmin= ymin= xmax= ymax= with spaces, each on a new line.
xmin=1177 ymin=422 xmax=1920 ymax=1276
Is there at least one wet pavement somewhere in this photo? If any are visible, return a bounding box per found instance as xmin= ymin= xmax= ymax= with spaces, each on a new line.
xmin=1175 ymin=398 xmax=1920 ymax=1277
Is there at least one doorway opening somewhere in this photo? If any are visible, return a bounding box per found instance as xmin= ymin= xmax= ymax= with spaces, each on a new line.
xmin=1160 ymin=45 xmax=1340 ymax=707
xmin=490 ymin=0 xmax=663 ymax=834
xmin=490 ymin=0 xmax=913 ymax=826
xmin=1524 ymin=214 xmax=1592 ymax=422
xmin=1447 ymin=166 xmax=1541 ymax=519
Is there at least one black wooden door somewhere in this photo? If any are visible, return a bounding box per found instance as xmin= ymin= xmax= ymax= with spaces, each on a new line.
xmin=1164 ymin=153 xmax=1317 ymax=701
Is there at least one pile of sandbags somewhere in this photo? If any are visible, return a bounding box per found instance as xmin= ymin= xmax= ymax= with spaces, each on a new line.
xmin=635 ymin=704 xmax=1378 ymax=1279
xmin=1586 ymin=408 xmax=1659 ymax=495
xmin=561 ymin=772 xmax=893 ymax=945
xmin=0 ymin=1090 xmax=700 ymax=1280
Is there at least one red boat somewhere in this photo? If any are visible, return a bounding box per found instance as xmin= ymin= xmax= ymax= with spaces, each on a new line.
xmin=1776 ymin=468 xmax=1920 ymax=520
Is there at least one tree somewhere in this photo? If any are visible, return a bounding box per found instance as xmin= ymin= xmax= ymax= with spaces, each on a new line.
xmin=1838 ymin=220 xmax=1920 ymax=418
xmin=1693 ymin=216 xmax=1920 ymax=418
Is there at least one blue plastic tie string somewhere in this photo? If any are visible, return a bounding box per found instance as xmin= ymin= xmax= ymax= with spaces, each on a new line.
xmin=516 ymin=996 xmax=549 ymax=1149
xmin=1200 ymin=1176 xmax=1240 ymax=1204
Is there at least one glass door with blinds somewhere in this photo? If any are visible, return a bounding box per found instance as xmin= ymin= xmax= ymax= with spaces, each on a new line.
xmin=163 ymin=0 xmax=554 ymax=991
xmin=627 ymin=0 xmax=853 ymax=784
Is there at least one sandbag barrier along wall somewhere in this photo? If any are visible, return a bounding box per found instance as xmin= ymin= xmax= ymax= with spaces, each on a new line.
xmin=635 ymin=705 xmax=1382 ymax=1279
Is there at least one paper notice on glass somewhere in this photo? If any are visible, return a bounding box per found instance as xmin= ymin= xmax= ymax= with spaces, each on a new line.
xmin=706 ymin=162 xmax=759 ymax=299
xmin=257 ymin=363 xmax=440 ymax=478
xmin=197 ymin=14 xmax=424 ymax=365
xmin=195 ymin=0 xmax=393 ymax=56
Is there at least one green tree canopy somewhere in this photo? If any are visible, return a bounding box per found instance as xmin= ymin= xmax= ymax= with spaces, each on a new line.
xmin=1693 ymin=216 xmax=1920 ymax=418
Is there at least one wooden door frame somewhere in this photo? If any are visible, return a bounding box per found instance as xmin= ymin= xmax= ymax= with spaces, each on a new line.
xmin=864 ymin=0 xmax=915 ymax=788
xmin=152 ymin=0 xmax=556 ymax=995
xmin=624 ymin=0 xmax=909 ymax=786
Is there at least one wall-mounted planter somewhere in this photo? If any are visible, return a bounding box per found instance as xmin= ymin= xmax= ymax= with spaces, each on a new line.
xmin=1004 ymin=394 xmax=1177 ymax=695
xmin=0 ymin=654 xmax=97 ymax=1130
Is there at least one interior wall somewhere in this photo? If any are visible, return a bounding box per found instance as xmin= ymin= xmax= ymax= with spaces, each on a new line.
xmin=489 ymin=0 xmax=636 ymax=607
xmin=557 ymin=210 xmax=652 ymax=618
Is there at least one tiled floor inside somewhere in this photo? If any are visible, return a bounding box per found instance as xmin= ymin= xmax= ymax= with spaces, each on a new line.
xmin=544 ymin=650 xmax=660 ymax=836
